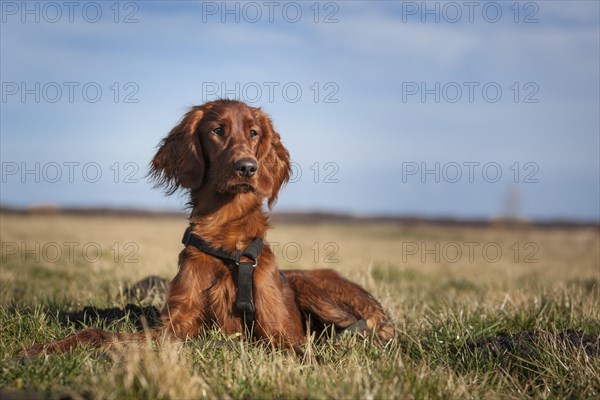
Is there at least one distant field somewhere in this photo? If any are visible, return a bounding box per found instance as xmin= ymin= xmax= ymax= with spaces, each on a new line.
xmin=1 ymin=213 xmax=599 ymax=399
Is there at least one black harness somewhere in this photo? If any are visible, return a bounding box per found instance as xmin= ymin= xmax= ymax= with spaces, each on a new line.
xmin=181 ymin=226 xmax=263 ymax=331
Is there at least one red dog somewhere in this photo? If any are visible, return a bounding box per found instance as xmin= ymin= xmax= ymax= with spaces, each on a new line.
xmin=22 ymin=99 xmax=394 ymax=356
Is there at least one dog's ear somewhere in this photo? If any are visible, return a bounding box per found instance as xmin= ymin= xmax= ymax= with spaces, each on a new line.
xmin=150 ymin=106 xmax=205 ymax=194
xmin=255 ymin=109 xmax=291 ymax=208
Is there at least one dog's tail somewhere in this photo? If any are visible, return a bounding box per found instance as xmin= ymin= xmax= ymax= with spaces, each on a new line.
xmin=19 ymin=327 xmax=164 ymax=358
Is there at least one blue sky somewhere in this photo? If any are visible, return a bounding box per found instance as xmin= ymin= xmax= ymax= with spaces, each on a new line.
xmin=1 ymin=1 xmax=599 ymax=220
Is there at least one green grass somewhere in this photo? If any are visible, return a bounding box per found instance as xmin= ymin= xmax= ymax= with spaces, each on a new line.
xmin=0 ymin=214 xmax=599 ymax=399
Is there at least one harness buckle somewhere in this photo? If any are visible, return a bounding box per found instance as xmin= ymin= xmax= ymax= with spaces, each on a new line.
xmin=237 ymin=257 xmax=258 ymax=268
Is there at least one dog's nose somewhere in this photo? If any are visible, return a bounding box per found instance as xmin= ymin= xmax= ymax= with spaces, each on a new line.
xmin=235 ymin=159 xmax=258 ymax=178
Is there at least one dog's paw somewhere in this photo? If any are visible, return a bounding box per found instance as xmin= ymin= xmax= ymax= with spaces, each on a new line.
xmin=16 ymin=344 xmax=46 ymax=362
xmin=365 ymin=317 xmax=395 ymax=343
xmin=375 ymin=323 xmax=396 ymax=343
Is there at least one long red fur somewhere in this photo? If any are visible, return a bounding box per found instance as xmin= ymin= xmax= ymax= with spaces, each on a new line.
xmin=21 ymin=100 xmax=394 ymax=357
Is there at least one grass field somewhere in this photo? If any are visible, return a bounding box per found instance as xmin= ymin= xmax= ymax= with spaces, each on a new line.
xmin=1 ymin=213 xmax=599 ymax=399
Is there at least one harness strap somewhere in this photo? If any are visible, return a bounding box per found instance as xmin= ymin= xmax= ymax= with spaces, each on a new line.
xmin=235 ymin=262 xmax=256 ymax=330
xmin=181 ymin=226 xmax=263 ymax=332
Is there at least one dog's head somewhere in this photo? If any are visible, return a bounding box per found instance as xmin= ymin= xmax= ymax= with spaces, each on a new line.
xmin=150 ymin=99 xmax=291 ymax=207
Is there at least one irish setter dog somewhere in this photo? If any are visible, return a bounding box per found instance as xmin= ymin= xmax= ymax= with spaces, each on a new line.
xmin=21 ymin=99 xmax=394 ymax=357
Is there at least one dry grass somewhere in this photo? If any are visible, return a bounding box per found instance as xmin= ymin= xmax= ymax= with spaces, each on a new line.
xmin=1 ymin=213 xmax=599 ymax=399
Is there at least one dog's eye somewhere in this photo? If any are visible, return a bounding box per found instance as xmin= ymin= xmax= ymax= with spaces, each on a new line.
xmin=212 ymin=126 xmax=224 ymax=136
xmin=250 ymin=129 xmax=258 ymax=138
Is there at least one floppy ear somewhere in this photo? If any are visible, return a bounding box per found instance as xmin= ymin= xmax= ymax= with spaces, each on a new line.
xmin=150 ymin=106 xmax=205 ymax=194
xmin=255 ymin=110 xmax=291 ymax=208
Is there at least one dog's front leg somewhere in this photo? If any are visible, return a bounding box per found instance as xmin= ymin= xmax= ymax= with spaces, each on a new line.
xmin=160 ymin=253 xmax=217 ymax=340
